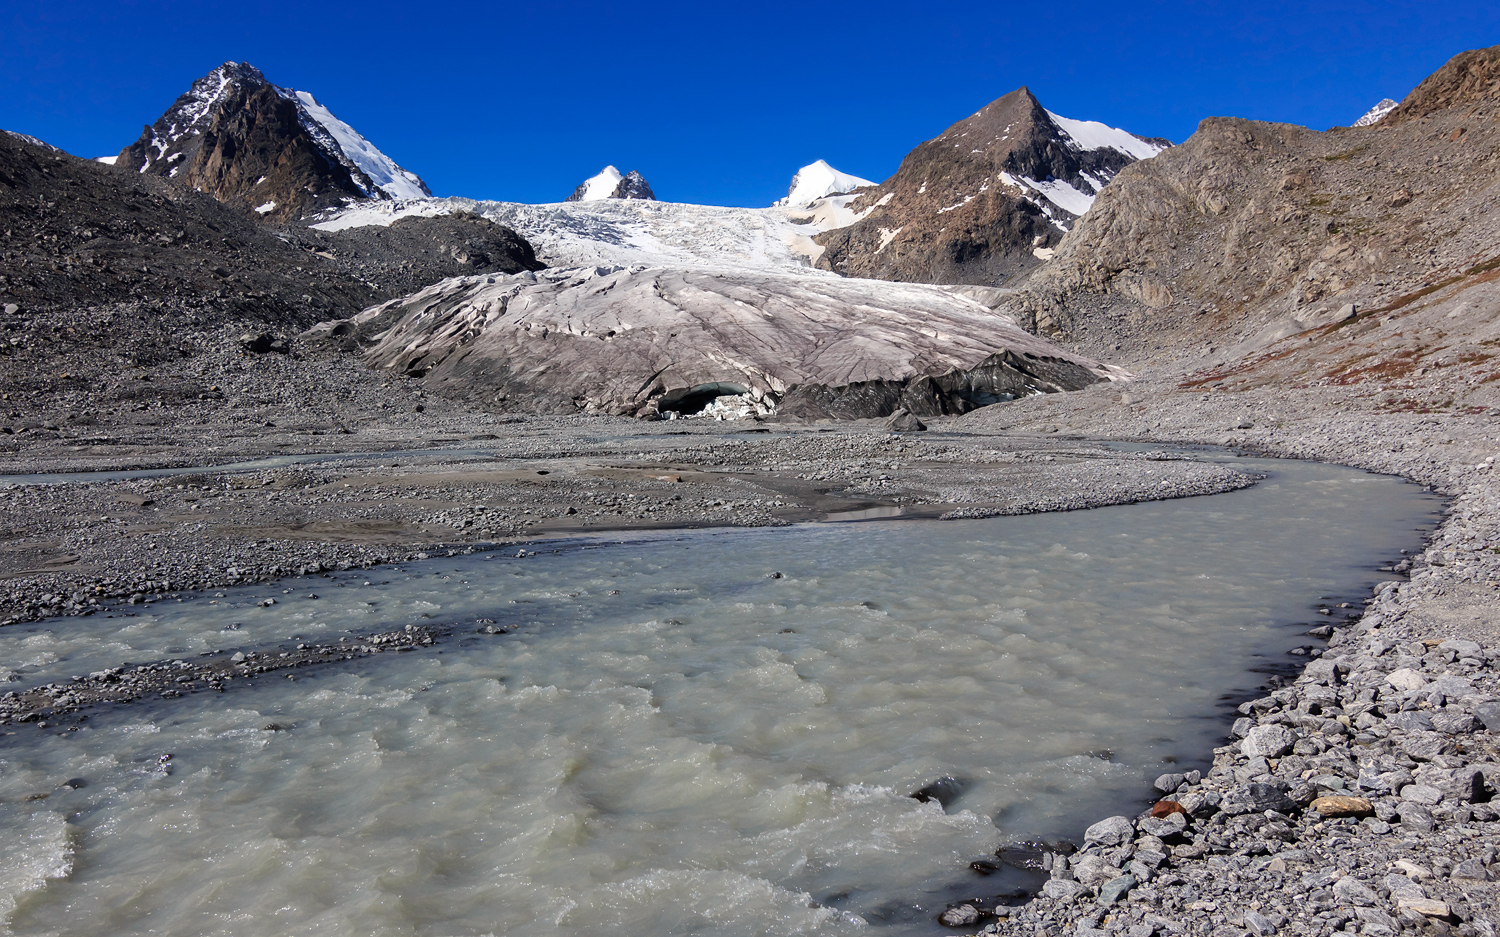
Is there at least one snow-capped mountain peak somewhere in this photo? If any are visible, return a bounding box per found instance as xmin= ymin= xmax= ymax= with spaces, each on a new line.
xmin=779 ymin=160 xmax=876 ymax=207
xmin=1353 ymin=98 xmax=1398 ymax=127
xmin=566 ymin=167 xmax=656 ymax=202
xmin=573 ymin=166 xmax=624 ymax=201
xmin=117 ymin=61 xmax=430 ymax=217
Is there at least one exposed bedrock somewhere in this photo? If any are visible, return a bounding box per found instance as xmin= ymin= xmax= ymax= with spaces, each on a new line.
xmin=304 ymin=265 xmax=1119 ymax=418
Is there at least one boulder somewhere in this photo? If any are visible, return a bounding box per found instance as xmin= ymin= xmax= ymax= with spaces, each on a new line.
xmin=885 ymin=408 xmax=927 ymax=432
xmin=1083 ymin=815 xmax=1135 ymax=846
xmin=1241 ymin=724 xmax=1296 ymax=759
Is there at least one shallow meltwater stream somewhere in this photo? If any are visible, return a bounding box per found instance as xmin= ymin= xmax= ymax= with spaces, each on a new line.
xmin=0 ymin=456 xmax=1438 ymax=936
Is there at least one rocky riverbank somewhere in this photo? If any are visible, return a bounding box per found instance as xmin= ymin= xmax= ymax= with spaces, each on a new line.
xmin=941 ymin=381 xmax=1500 ymax=937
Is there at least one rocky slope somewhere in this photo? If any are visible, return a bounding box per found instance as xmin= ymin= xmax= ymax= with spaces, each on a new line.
xmin=814 ymin=87 xmax=1167 ymax=286
xmin=115 ymin=62 xmax=430 ymax=222
xmin=1009 ymin=43 xmax=1500 ymax=367
xmin=304 ymin=264 xmax=1119 ymax=418
xmin=565 ymin=166 xmax=656 ymax=201
xmin=0 ymin=130 xmax=540 ymax=416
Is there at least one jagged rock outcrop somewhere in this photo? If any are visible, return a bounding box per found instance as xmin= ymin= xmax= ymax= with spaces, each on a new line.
xmin=814 ymin=87 xmax=1166 ymax=286
xmin=1382 ymin=45 xmax=1500 ymax=126
xmin=116 ymin=62 xmax=430 ymax=222
xmin=303 ymin=265 xmax=1118 ymax=418
xmin=565 ymin=166 xmax=656 ymax=202
xmin=1009 ymin=42 xmax=1500 ymax=364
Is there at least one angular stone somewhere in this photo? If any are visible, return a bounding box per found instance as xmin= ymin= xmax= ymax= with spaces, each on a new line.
xmin=1383 ymin=873 xmax=1425 ymax=902
xmin=1400 ymin=784 xmax=1443 ymax=805
xmin=1400 ymin=733 xmax=1447 ymax=761
xmin=1243 ymin=909 xmax=1277 ymax=936
xmin=1083 ymin=815 xmax=1135 ymax=846
xmin=1311 ymin=795 xmax=1374 ymax=817
xmin=1303 ymin=657 xmax=1342 ymax=685
xmin=1332 ymin=875 xmax=1379 ymax=906
xmin=1397 ymin=897 xmax=1451 ymax=918
xmin=1439 ymin=639 xmax=1482 ymax=658
xmin=1226 ymin=783 xmax=1297 ymax=814
xmin=1385 ymin=668 xmax=1428 ymax=691
xmin=1241 ymin=724 xmax=1296 ymax=759
xmin=1153 ymin=772 xmax=1187 ymax=793
xmin=937 ymin=903 xmax=981 ymax=926
xmin=1041 ymin=878 xmax=1088 ymax=901
xmin=1097 ymin=874 xmax=1135 ymax=906
xmin=1397 ymin=803 xmax=1435 ymax=832
xmin=1476 ymin=700 xmax=1500 ymax=731
xmin=1138 ymin=813 xmax=1188 ymax=838
xmin=1072 ymin=854 xmax=1120 ymax=886
xmin=885 ymin=408 xmax=926 ymax=432
xmin=1432 ymin=711 xmax=1481 ymax=734
xmin=1451 ymin=858 xmax=1493 ymax=881
xmin=1385 ymin=710 xmax=1434 ymax=733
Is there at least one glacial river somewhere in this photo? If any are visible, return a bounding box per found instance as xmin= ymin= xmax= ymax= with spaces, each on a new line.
xmin=0 ymin=455 xmax=1438 ymax=935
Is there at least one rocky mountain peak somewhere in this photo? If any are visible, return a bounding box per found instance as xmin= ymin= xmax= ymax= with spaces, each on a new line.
xmin=115 ymin=62 xmax=430 ymax=222
xmin=812 ymin=87 xmax=1166 ymax=286
xmin=566 ymin=166 xmax=656 ymax=202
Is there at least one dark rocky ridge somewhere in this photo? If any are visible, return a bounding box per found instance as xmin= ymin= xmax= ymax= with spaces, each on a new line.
xmin=116 ymin=62 xmax=430 ymax=223
xmin=0 ymin=131 xmax=541 ymax=405
xmin=815 ymin=87 xmax=1166 ymax=286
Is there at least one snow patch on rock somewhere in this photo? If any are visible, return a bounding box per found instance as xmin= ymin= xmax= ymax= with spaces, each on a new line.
xmin=1353 ymin=98 xmax=1399 ymax=127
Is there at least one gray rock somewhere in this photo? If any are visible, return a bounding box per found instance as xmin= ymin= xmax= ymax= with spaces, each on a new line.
xmin=1332 ymin=875 xmax=1379 ymax=906
xmin=937 ymin=903 xmax=981 ymax=926
xmin=1432 ymin=711 xmax=1481 ymax=734
xmin=1243 ymin=909 xmax=1277 ymax=936
xmin=1476 ymin=700 xmax=1500 ymax=731
xmin=1383 ymin=873 xmax=1425 ymax=902
xmin=1083 ymin=815 xmax=1135 ymax=846
xmin=1400 ymin=784 xmax=1443 ymax=805
xmin=1241 ymin=724 xmax=1296 ymax=759
xmin=1439 ymin=639 xmax=1482 ymax=658
xmin=1399 ymin=734 xmax=1446 ymax=762
xmin=1137 ymin=813 xmax=1188 ymax=838
xmin=1397 ymin=803 xmax=1435 ymax=832
xmin=1098 ymin=874 xmax=1135 ymax=905
xmin=1072 ymin=854 xmax=1121 ymax=886
xmin=885 ymin=408 xmax=926 ymax=432
xmin=1225 ymin=783 xmax=1297 ymax=814
xmin=1042 ymin=878 xmax=1089 ymax=902
xmin=1153 ymin=772 xmax=1187 ymax=793
xmin=1303 ymin=657 xmax=1343 ymax=685
xmin=1451 ymin=858 xmax=1493 ymax=881
xmin=1385 ymin=711 xmax=1433 ymax=733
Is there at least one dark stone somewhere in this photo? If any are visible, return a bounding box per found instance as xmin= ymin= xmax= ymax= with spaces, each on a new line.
xmin=911 ymin=776 xmax=969 ymax=809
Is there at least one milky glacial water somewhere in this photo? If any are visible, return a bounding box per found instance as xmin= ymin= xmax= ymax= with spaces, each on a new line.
xmin=0 ymin=456 xmax=1438 ymax=936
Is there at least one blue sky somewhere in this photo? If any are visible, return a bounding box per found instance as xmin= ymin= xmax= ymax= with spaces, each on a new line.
xmin=2 ymin=1 xmax=1496 ymax=207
